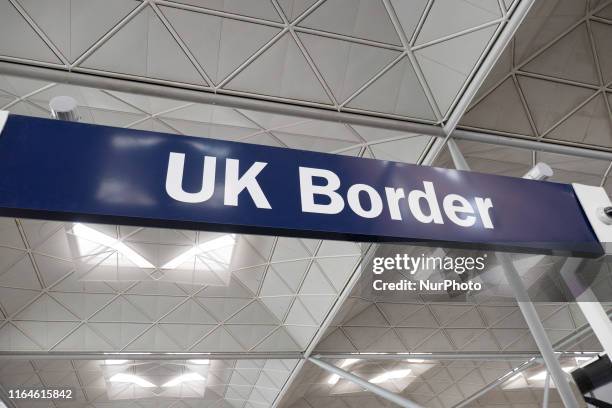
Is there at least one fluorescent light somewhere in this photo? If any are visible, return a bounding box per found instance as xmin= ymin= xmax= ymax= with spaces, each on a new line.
xmin=405 ymin=359 xmax=426 ymax=363
xmin=327 ymin=374 xmax=341 ymax=385
xmin=188 ymin=359 xmax=210 ymax=365
xmin=529 ymin=367 xmax=573 ymax=381
xmin=341 ymin=359 xmax=360 ymax=367
xmin=104 ymin=359 xmax=129 ymax=365
xmin=109 ymin=373 xmax=155 ymax=388
xmin=327 ymin=359 xmax=360 ymax=385
xmin=73 ymin=224 xmax=154 ymax=268
xmin=162 ymin=372 xmax=205 ymax=387
xmin=370 ymin=369 xmax=411 ymax=384
xmin=162 ymin=234 xmax=235 ymax=270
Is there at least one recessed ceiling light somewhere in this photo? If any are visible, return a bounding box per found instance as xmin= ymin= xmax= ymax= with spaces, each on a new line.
xmin=162 ymin=372 xmax=206 ymax=387
xmin=188 ymin=359 xmax=210 ymax=365
xmin=327 ymin=359 xmax=360 ymax=386
xmin=104 ymin=360 xmax=129 ymax=365
xmin=73 ymin=223 xmax=154 ymax=268
xmin=529 ymin=367 xmax=573 ymax=381
xmin=109 ymin=373 xmax=155 ymax=388
xmin=161 ymin=234 xmax=236 ymax=270
xmin=327 ymin=374 xmax=341 ymax=385
xmin=370 ymin=369 xmax=411 ymax=384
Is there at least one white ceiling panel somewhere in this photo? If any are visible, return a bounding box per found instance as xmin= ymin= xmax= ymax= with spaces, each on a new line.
xmin=0 ymin=0 xmax=529 ymax=123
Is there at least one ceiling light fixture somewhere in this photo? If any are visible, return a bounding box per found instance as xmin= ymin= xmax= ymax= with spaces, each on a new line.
xmin=188 ymin=359 xmax=210 ymax=365
xmin=529 ymin=367 xmax=573 ymax=381
xmin=162 ymin=372 xmax=206 ymax=387
xmin=405 ymin=359 xmax=426 ymax=363
xmin=73 ymin=223 xmax=154 ymax=268
xmin=369 ymin=369 xmax=411 ymax=384
xmin=109 ymin=373 xmax=155 ymax=388
xmin=327 ymin=359 xmax=361 ymax=385
xmin=162 ymin=234 xmax=235 ymax=270
xmin=104 ymin=360 xmax=129 ymax=365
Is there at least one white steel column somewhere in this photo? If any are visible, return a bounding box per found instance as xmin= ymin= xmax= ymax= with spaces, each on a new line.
xmin=308 ymin=357 xmax=424 ymax=408
xmin=447 ymin=139 xmax=581 ymax=408
xmin=559 ymin=257 xmax=612 ymax=359
xmin=543 ymin=372 xmax=551 ymax=408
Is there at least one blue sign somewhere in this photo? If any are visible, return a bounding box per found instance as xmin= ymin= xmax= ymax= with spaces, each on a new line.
xmin=0 ymin=114 xmax=601 ymax=256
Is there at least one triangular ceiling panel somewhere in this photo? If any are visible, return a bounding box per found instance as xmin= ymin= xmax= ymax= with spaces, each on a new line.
xmin=395 ymin=327 xmax=438 ymax=350
xmin=225 ymin=33 xmax=332 ymax=104
xmin=389 ymin=0 xmax=429 ymax=42
xmin=415 ymin=0 xmax=500 ymax=45
xmin=369 ymin=136 xmax=432 ymax=163
xmin=17 ymin=0 xmax=141 ymax=62
xmin=260 ymin=296 xmax=293 ymax=322
xmin=591 ymin=21 xmax=612 ymax=85
xmin=278 ymin=0 xmax=318 ymax=21
xmin=461 ymin=78 xmax=534 ymax=136
xmin=522 ymin=24 xmax=599 ymax=86
xmin=158 ymin=323 xmax=216 ymax=349
xmin=125 ymin=325 xmax=181 ymax=351
xmin=545 ymin=93 xmax=612 ymax=147
xmin=160 ymin=298 xmax=217 ymax=324
xmin=225 ymin=324 xmax=277 ymax=350
xmin=170 ymin=0 xmax=282 ymax=22
xmin=54 ymin=323 xmax=114 ymax=351
xmin=254 ymin=327 xmax=300 ymax=351
xmin=160 ymin=6 xmax=281 ymax=84
xmin=595 ymin=2 xmax=612 ymax=19
xmin=0 ymin=0 xmax=60 ymax=63
xmin=513 ymin=0 xmax=586 ymax=64
xmin=0 ymin=255 xmax=40 ymax=290
xmin=81 ymin=7 xmax=206 ymax=85
xmin=298 ymin=31 xmax=401 ymax=102
xmin=13 ymin=321 xmax=79 ymax=350
xmin=312 ymin=327 xmax=356 ymax=351
xmin=517 ymin=75 xmax=596 ymax=134
xmin=15 ymin=294 xmax=78 ymax=321
xmin=299 ymin=0 xmax=401 ymax=46
xmin=347 ymin=57 xmax=435 ymax=120
xmin=0 ymin=287 xmax=40 ymax=316
xmin=415 ymin=24 xmax=498 ymax=115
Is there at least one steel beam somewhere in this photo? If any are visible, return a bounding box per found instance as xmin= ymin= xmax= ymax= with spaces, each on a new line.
xmin=543 ymin=372 xmax=551 ymax=408
xmin=453 ymin=128 xmax=612 ymax=161
xmin=442 ymin=0 xmax=535 ymax=135
xmin=453 ymin=358 xmax=539 ymax=408
xmin=448 ymin=139 xmax=581 ymax=408
xmin=1 ymin=61 xmax=612 ymax=162
xmin=308 ymin=357 xmax=424 ymax=408
xmin=0 ymin=351 xmax=303 ymax=360
xmin=559 ymin=257 xmax=612 ymax=358
xmin=313 ymin=352 xmax=598 ymax=361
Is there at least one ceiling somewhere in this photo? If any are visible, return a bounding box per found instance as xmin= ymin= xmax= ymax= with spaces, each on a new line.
xmin=459 ymin=0 xmax=612 ymax=150
xmin=0 ymin=0 xmax=611 ymax=408
xmin=279 ymin=356 xmax=591 ymax=408
xmin=0 ymin=0 xmax=525 ymax=125
xmin=0 ymin=358 xmax=299 ymax=408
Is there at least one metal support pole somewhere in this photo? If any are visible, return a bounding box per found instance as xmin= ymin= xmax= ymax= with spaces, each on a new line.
xmin=308 ymin=357 xmax=424 ymax=408
xmin=559 ymin=257 xmax=612 ymax=358
xmin=453 ymin=358 xmax=539 ymax=408
xmin=543 ymin=372 xmax=551 ymax=408
xmin=447 ymin=139 xmax=581 ymax=408
xmin=496 ymin=256 xmax=580 ymax=408
xmin=443 ymin=0 xmax=535 ymax=135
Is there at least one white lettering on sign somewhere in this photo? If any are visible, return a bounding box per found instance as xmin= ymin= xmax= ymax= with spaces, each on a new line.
xmin=298 ymin=166 xmax=495 ymax=229
xmin=164 ymin=154 xmax=494 ymax=229
xmin=165 ymin=152 xmax=272 ymax=209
